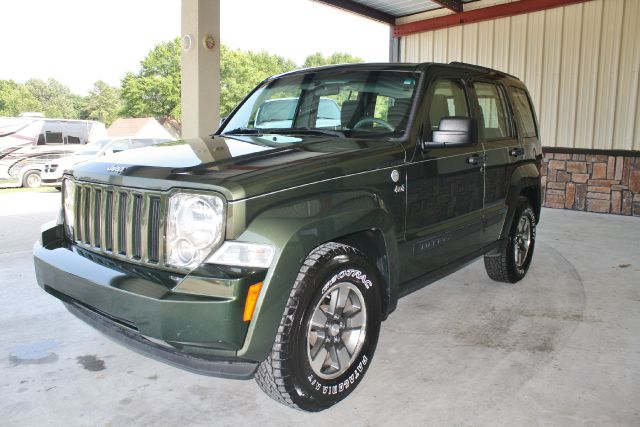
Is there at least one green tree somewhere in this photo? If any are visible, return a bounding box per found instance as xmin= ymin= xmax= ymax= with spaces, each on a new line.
xmin=24 ymin=78 xmax=82 ymax=118
xmin=0 ymin=80 xmax=42 ymax=116
xmin=81 ymin=81 xmax=122 ymax=126
xmin=121 ymin=38 xmax=181 ymax=120
xmin=302 ymin=52 xmax=363 ymax=68
xmin=220 ymin=45 xmax=297 ymax=117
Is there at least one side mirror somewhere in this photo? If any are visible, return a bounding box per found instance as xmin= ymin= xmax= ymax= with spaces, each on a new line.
xmin=422 ymin=117 xmax=477 ymax=149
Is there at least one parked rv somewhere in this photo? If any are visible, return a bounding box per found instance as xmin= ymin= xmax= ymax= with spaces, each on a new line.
xmin=0 ymin=117 xmax=107 ymax=187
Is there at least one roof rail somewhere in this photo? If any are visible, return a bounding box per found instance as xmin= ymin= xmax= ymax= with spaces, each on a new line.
xmin=448 ymin=61 xmax=520 ymax=80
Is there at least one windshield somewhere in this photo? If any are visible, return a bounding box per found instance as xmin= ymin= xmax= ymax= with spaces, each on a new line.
xmin=76 ymin=139 xmax=112 ymax=155
xmin=220 ymin=69 xmax=420 ymax=139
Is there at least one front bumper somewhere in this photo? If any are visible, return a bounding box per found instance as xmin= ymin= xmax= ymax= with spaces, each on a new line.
xmin=34 ymin=224 xmax=266 ymax=379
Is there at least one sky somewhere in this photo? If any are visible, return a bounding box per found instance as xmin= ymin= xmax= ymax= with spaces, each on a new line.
xmin=0 ymin=0 xmax=390 ymax=95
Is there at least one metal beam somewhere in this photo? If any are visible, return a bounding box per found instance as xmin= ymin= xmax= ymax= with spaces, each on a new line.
xmin=432 ymin=0 xmax=463 ymax=13
xmin=313 ymin=0 xmax=396 ymax=25
xmin=393 ymin=0 xmax=592 ymax=37
xmin=389 ymin=28 xmax=401 ymax=63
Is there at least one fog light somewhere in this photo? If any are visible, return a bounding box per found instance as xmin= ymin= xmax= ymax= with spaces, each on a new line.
xmin=207 ymin=242 xmax=275 ymax=268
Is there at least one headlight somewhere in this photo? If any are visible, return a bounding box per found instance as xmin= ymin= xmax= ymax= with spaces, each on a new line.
xmin=62 ymin=178 xmax=76 ymax=239
xmin=166 ymin=192 xmax=224 ymax=269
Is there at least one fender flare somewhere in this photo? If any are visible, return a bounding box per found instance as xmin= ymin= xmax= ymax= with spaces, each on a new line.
xmin=233 ymin=190 xmax=399 ymax=361
xmin=498 ymin=162 xmax=542 ymax=242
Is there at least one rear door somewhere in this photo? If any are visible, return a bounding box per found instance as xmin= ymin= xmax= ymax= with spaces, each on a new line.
xmin=401 ymin=76 xmax=486 ymax=284
xmin=471 ymin=80 xmax=521 ymax=244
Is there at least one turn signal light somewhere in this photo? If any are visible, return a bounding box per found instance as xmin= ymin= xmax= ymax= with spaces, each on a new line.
xmin=243 ymin=282 xmax=263 ymax=322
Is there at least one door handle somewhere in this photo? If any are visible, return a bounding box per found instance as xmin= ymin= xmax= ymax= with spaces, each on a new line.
xmin=510 ymin=147 xmax=525 ymax=157
xmin=466 ymin=154 xmax=487 ymax=165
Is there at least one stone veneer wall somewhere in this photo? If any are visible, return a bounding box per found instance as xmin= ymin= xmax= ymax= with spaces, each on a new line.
xmin=541 ymin=149 xmax=640 ymax=216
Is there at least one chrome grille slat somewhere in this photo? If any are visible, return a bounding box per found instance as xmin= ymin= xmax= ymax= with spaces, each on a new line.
xmin=148 ymin=197 xmax=161 ymax=263
xmin=104 ymin=190 xmax=114 ymax=252
xmin=85 ymin=186 xmax=92 ymax=245
xmin=93 ymin=189 xmax=102 ymax=248
xmin=70 ymin=182 xmax=164 ymax=268
xmin=117 ymin=192 xmax=128 ymax=256
xmin=131 ymin=194 xmax=143 ymax=260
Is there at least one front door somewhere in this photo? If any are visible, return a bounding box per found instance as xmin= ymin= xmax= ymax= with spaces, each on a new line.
xmin=401 ymin=77 xmax=485 ymax=284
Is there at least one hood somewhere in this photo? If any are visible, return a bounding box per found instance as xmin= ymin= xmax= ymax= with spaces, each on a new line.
xmin=70 ymin=135 xmax=405 ymax=201
xmin=57 ymin=153 xmax=97 ymax=167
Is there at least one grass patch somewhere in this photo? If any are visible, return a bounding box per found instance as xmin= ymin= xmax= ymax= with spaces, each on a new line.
xmin=0 ymin=186 xmax=59 ymax=194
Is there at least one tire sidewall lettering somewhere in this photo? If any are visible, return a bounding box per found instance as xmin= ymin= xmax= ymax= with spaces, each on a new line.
xmin=321 ymin=268 xmax=372 ymax=294
xmin=306 ymin=354 xmax=369 ymax=396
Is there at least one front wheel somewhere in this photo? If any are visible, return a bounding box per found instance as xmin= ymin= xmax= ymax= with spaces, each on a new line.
xmin=484 ymin=196 xmax=536 ymax=283
xmin=255 ymin=242 xmax=382 ymax=411
xmin=22 ymin=170 xmax=42 ymax=188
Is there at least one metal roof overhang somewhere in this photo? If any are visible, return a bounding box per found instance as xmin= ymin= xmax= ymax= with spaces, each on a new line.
xmin=314 ymin=0 xmax=592 ymax=36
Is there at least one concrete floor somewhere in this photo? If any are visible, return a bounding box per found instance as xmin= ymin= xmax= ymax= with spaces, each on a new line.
xmin=1 ymin=191 xmax=639 ymax=426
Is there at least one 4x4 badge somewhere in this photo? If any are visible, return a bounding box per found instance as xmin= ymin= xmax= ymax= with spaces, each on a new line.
xmin=106 ymin=165 xmax=127 ymax=174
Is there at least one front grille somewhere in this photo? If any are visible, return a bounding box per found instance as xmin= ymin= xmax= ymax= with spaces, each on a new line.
xmin=70 ymin=182 xmax=165 ymax=268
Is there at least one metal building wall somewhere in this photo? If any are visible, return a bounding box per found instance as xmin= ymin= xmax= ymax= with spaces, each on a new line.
xmin=399 ymin=0 xmax=640 ymax=151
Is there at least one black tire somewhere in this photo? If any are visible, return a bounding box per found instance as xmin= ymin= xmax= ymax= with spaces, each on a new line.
xmin=255 ymin=242 xmax=382 ymax=411
xmin=22 ymin=170 xmax=42 ymax=188
xmin=484 ymin=196 xmax=536 ymax=283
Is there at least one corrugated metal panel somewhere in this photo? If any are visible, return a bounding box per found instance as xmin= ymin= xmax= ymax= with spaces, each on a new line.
xmin=539 ymin=7 xmax=562 ymax=147
xmin=556 ymin=3 xmax=582 ymax=149
xmin=447 ymin=26 xmax=463 ymax=62
xmin=574 ymin=0 xmax=602 ymax=149
xmin=615 ymin=0 xmax=640 ymax=151
xmin=462 ymin=23 xmax=478 ymax=64
xmin=400 ymin=0 xmax=640 ymax=151
xmin=593 ymin=0 xmax=624 ymax=150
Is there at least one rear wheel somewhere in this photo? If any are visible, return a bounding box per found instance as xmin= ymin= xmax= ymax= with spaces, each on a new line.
xmin=22 ymin=170 xmax=42 ymax=188
xmin=484 ymin=196 xmax=536 ymax=283
xmin=255 ymin=242 xmax=382 ymax=411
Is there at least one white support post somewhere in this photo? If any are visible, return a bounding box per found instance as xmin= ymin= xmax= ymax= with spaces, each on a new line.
xmin=181 ymin=0 xmax=220 ymax=139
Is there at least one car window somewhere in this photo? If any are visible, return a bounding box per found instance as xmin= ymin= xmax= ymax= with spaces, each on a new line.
xmin=110 ymin=139 xmax=130 ymax=152
xmin=131 ymin=139 xmax=157 ymax=148
xmin=40 ymin=121 xmax=64 ymax=145
xmin=222 ymin=69 xmax=420 ymax=139
xmin=473 ymin=82 xmax=511 ymax=139
xmin=510 ymin=87 xmax=537 ymax=138
xmin=38 ymin=121 xmax=91 ymax=145
xmin=64 ymin=122 xmax=87 ymax=144
xmin=428 ymin=79 xmax=470 ymax=131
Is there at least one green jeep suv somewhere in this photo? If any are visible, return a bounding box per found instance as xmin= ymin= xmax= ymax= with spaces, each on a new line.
xmin=34 ymin=62 xmax=542 ymax=411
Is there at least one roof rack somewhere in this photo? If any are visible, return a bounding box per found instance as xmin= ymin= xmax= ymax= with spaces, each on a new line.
xmin=448 ymin=61 xmax=520 ymax=80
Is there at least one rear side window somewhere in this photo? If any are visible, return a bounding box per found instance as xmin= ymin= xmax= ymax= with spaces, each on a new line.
xmin=131 ymin=139 xmax=156 ymax=148
xmin=510 ymin=87 xmax=537 ymax=138
xmin=110 ymin=139 xmax=131 ymax=152
xmin=473 ymin=82 xmax=511 ymax=139
xmin=428 ymin=79 xmax=469 ymax=130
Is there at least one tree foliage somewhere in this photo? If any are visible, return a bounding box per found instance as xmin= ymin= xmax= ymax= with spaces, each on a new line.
xmin=0 ymin=80 xmax=41 ymax=116
xmin=220 ymin=45 xmax=297 ymax=117
xmin=1 ymin=37 xmax=365 ymax=128
xmin=302 ymin=52 xmax=363 ymax=68
xmin=24 ymin=78 xmax=84 ymax=118
xmin=121 ymin=38 xmax=182 ymax=120
xmin=0 ymin=78 xmax=83 ymax=118
xmin=81 ymin=81 xmax=123 ymax=126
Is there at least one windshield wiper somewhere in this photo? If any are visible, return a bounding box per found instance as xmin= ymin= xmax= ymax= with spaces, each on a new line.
xmin=268 ymin=128 xmax=344 ymax=138
xmin=223 ymin=127 xmax=263 ymax=136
